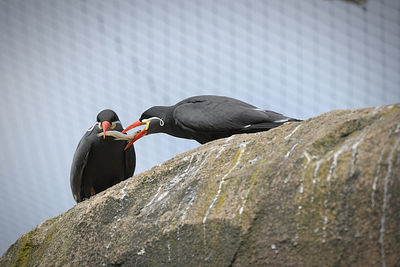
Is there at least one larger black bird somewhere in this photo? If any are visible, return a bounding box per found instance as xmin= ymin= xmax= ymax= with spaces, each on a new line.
xmin=122 ymin=95 xmax=300 ymax=149
xmin=70 ymin=109 xmax=135 ymax=203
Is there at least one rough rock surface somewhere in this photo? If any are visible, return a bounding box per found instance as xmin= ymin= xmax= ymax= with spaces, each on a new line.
xmin=1 ymin=104 xmax=400 ymax=267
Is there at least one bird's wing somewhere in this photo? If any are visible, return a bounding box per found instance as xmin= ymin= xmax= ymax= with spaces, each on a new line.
xmin=173 ymin=96 xmax=290 ymax=133
xmin=70 ymin=134 xmax=92 ymax=202
xmin=124 ymin=144 xmax=136 ymax=178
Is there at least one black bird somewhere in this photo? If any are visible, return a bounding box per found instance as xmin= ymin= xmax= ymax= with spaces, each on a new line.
xmin=122 ymin=95 xmax=301 ymax=149
xmin=70 ymin=109 xmax=136 ymax=203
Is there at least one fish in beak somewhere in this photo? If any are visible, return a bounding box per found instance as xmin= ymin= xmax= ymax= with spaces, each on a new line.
xmin=122 ymin=117 xmax=164 ymax=150
xmin=122 ymin=120 xmax=147 ymax=150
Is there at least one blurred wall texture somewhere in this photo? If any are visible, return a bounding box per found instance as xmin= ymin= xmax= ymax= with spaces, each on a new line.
xmin=0 ymin=0 xmax=399 ymax=255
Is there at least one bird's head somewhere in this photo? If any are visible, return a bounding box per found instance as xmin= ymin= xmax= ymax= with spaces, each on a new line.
xmin=95 ymin=109 xmax=123 ymax=139
xmin=122 ymin=107 xmax=165 ymax=150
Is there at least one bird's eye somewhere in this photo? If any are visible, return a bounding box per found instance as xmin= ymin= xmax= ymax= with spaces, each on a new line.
xmin=111 ymin=121 xmax=120 ymax=130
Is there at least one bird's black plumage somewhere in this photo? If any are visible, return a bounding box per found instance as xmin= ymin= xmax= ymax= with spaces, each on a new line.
xmin=70 ymin=109 xmax=135 ymax=203
xmin=128 ymin=95 xmax=300 ymax=144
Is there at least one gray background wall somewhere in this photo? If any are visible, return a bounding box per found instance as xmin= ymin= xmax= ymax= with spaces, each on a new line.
xmin=1 ymin=0 xmax=399 ymax=255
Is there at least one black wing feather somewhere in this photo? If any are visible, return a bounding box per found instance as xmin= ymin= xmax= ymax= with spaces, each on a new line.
xmin=173 ymin=95 xmax=290 ymax=133
xmin=70 ymin=134 xmax=91 ymax=202
xmin=124 ymin=144 xmax=136 ymax=178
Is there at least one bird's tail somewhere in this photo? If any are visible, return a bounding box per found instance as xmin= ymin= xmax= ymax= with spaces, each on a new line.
xmin=242 ymin=117 xmax=302 ymax=133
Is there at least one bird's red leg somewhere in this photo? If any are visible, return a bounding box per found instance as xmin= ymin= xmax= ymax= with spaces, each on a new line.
xmin=90 ymin=187 xmax=95 ymax=196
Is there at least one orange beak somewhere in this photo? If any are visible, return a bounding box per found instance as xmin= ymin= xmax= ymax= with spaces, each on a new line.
xmin=122 ymin=120 xmax=147 ymax=150
xmin=122 ymin=120 xmax=145 ymax=134
xmin=101 ymin=121 xmax=111 ymax=139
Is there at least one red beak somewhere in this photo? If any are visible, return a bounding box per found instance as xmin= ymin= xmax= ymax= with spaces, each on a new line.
xmin=122 ymin=120 xmax=147 ymax=150
xmin=122 ymin=120 xmax=145 ymax=134
xmin=101 ymin=121 xmax=111 ymax=139
xmin=123 ymin=129 xmax=147 ymax=150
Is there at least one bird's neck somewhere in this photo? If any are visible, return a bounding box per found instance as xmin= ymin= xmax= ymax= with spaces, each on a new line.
xmin=160 ymin=106 xmax=175 ymax=126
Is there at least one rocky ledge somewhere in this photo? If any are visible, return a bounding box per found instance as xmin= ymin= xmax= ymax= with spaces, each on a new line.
xmin=1 ymin=104 xmax=400 ymax=266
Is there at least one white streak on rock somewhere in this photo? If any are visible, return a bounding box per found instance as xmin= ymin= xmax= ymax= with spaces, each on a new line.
xmin=379 ymin=137 xmax=400 ymax=267
xmin=238 ymin=204 xmax=245 ymax=216
xmin=296 ymin=151 xmax=312 ymax=241
xmin=178 ymin=150 xmax=214 ymax=191
xmin=120 ymin=181 xmax=128 ymax=200
xmin=303 ymin=151 xmax=311 ymax=167
xmin=249 ymin=157 xmax=259 ymax=164
xmin=203 ymin=222 xmax=207 ymax=247
xmin=240 ymin=142 xmax=249 ymax=148
xmin=285 ymin=125 xmax=301 ymax=140
xmin=215 ymin=146 xmax=226 ymax=158
xmin=239 ymin=186 xmax=251 ymax=217
xmin=267 ymin=137 xmax=276 ymax=145
xmin=395 ymin=123 xmax=400 ymax=134
xmin=180 ymin=194 xmax=195 ymax=223
xmin=203 ymin=145 xmax=245 ymax=224
xmin=137 ymin=248 xmax=145 ymax=255
xmin=327 ymin=144 xmax=349 ymax=182
xmin=146 ymin=152 xmax=210 ymax=215
xmin=371 ymin=148 xmax=385 ymax=208
xmin=285 ymin=143 xmax=298 ymax=158
xmin=170 ymin=150 xmax=218 ymax=226
xmin=156 ymin=191 xmax=169 ymax=202
xmin=322 ymin=210 xmax=328 ymax=244
xmin=320 ymin=131 xmax=368 ymax=244
xmin=167 ymin=241 xmax=171 ymax=262
xmin=313 ymin=160 xmax=322 ymax=184
xmin=145 ymin=186 xmax=162 ymax=208
xmin=350 ymin=132 xmax=367 ymax=177
xmin=371 ymin=105 xmax=384 ymax=115
xmin=224 ymin=135 xmax=235 ymax=143
xmin=322 ymin=198 xmax=329 ymax=244
xmin=183 ymin=154 xmax=195 ymax=173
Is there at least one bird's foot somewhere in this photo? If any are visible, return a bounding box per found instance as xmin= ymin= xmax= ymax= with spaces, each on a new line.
xmin=82 ymin=188 xmax=96 ymax=201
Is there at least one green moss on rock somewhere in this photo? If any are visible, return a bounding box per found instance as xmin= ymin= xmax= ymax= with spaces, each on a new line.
xmin=11 ymin=232 xmax=34 ymax=267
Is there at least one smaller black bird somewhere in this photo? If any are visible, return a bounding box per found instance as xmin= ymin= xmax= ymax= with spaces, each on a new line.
xmin=70 ymin=109 xmax=135 ymax=203
xmin=122 ymin=95 xmax=301 ymax=149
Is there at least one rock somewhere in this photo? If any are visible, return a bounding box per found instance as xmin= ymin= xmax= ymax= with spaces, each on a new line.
xmin=1 ymin=104 xmax=400 ymax=266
